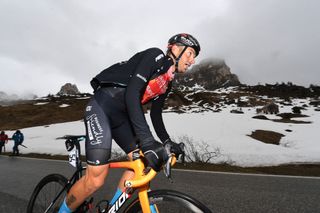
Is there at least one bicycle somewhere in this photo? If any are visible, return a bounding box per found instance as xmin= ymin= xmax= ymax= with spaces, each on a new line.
xmin=27 ymin=135 xmax=212 ymax=213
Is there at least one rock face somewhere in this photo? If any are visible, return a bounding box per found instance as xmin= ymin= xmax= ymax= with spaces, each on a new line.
xmin=173 ymin=58 xmax=241 ymax=90
xmin=256 ymin=102 xmax=279 ymax=114
xmin=57 ymin=83 xmax=80 ymax=96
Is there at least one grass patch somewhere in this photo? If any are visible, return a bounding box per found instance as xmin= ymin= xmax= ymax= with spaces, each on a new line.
xmin=252 ymin=115 xmax=269 ymax=120
xmin=247 ymin=130 xmax=285 ymax=145
xmin=277 ymin=113 xmax=309 ymax=119
xmin=175 ymin=162 xmax=320 ymax=177
xmin=272 ymin=119 xmax=312 ymax=124
xmin=1 ymin=152 xmax=70 ymax=161
xmin=272 ymin=113 xmax=312 ymax=124
xmin=252 ymin=113 xmax=312 ymax=124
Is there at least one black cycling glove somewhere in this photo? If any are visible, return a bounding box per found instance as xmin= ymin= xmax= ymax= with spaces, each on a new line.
xmin=140 ymin=139 xmax=168 ymax=172
xmin=164 ymin=139 xmax=184 ymax=157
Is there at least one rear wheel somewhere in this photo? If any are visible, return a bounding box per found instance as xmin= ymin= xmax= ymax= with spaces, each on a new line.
xmin=27 ymin=174 xmax=68 ymax=213
xmin=123 ymin=189 xmax=212 ymax=213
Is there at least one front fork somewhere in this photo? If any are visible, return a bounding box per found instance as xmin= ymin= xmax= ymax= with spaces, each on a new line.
xmin=138 ymin=185 xmax=159 ymax=213
xmin=138 ymin=185 xmax=152 ymax=213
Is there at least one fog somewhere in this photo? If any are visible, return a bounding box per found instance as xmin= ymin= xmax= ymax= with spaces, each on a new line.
xmin=0 ymin=0 xmax=319 ymax=96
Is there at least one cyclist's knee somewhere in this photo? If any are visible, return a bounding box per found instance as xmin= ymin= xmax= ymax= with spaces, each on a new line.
xmin=84 ymin=164 xmax=109 ymax=192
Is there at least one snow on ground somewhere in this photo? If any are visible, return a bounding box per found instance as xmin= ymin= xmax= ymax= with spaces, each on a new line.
xmin=59 ymin=104 xmax=70 ymax=108
xmin=4 ymin=101 xmax=320 ymax=167
xmin=33 ymin=102 xmax=49 ymax=105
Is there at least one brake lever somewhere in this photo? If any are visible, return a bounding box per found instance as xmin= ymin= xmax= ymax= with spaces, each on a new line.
xmin=163 ymin=142 xmax=173 ymax=181
xmin=163 ymin=142 xmax=186 ymax=182
xmin=163 ymin=155 xmax=173 ymax=183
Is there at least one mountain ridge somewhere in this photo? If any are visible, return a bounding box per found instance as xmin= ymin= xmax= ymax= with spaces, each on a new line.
xmin=173 ymin=58 xmax=241 ymax=90
xmin=0 ymin=83 xmax=319 ymax=130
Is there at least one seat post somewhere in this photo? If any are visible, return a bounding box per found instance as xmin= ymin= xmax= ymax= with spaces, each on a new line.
xmin=73 ymin=139 xmax=83 ymax=178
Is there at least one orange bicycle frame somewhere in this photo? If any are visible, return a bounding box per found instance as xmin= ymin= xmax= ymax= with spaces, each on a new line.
xmin=109 ymin=153 xmax=176 ymax=213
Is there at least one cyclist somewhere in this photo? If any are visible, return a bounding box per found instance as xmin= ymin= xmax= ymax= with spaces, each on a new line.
xmin=59 ymin=33 xmax=201 ymax=212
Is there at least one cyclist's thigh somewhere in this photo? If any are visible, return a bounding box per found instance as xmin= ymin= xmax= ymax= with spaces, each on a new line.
xmin=112 ymin=119 xmax=137 ymax=154
xmin=84 ymin=98 xmax=112 ymax=166
xmin=92 ymin=87 xmax=136 ymax=155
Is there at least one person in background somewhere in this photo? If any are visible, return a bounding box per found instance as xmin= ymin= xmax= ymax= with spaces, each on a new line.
xmin=11 ymin=130 xmax=24 ymax=156
xmin=0 ymin=131 xmax=9 ymax=154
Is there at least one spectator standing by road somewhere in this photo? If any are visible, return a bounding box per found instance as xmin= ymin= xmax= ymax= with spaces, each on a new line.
xmin=11 ymin=130 xmax=24 ymax=156
xmin=0 ymin=131 xmax=9 ymax=154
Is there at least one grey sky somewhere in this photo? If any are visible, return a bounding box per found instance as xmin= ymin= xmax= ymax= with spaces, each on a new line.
xmin=0 ymin=0 xmax=319 ymax=96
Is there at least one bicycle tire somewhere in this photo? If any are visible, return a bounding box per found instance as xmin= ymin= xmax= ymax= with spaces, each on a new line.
xmin=27 ymin=174 xmax=68 ymax=213
xmin=122 ymin=189 xmax=212 ymax=213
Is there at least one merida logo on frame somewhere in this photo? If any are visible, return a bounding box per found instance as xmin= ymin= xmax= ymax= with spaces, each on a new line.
xmin=108 ymin=192 xmax=129 ymax=213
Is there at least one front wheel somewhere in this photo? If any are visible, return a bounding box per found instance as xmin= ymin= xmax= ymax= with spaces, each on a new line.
xmin=27 ymin=174 xmax=68 ymax=213
xmin=123 ymin=189 xmax=212 ymax=213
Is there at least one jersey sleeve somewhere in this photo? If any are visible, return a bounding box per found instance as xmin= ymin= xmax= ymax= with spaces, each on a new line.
xmin=125 ymin=48 xmax=165 ymax=144
xmin=150 ymin=82 xmax=172 ymax=143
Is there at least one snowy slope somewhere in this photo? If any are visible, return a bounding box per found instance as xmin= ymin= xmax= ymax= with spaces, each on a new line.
xmin=5 ymin=98 xmax=319 ymax=167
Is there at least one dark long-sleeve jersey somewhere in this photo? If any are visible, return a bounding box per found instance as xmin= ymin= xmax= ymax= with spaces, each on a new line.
xmin=92 ymin=48 xmax=174 ymax=144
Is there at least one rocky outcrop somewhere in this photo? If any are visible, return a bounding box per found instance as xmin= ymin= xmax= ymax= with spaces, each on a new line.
xmin=57 ymin=83 xmax=80 ymax=96
xmin=173 ymin=58 xmax=241 ymax=90
xmin=256 ymin=102 xmax=279 ymax=114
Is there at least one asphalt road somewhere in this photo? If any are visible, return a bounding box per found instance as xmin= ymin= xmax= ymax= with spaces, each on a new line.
xmin=1 ymin=156 xmax=320 ymax=213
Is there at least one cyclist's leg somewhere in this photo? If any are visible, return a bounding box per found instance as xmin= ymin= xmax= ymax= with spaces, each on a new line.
xmin=115 ymin=153 xmax=135 ymax=190
xmin=80 ymin=87 xmax=136 ymax=207
xmin=65 ymin=164 xmax=109 ymax=210
xmin=109 ymin=119 xmax=157 ymax=210
xmin=94 ymin=87 xmax=138 ymax=193
xmin=111 ymin=118 xmax=138 ymax=191
xmin=112 ymin=120 xmax=158 ymax=212
xmin=59 ymin=97 xmax=113 ymax=212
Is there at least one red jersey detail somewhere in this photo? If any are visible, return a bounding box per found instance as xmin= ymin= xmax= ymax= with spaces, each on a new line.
xmin=141 ymin=66 xmax=175 ymax=104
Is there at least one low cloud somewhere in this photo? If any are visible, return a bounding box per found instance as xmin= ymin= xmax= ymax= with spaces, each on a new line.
xmin=0 ymin=0 xmax=319 ymax=96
